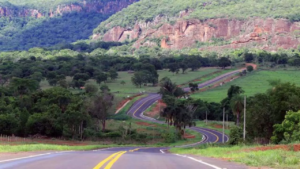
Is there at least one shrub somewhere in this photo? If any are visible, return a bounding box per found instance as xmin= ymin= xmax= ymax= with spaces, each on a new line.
xmin=161 ymin=130 xmax=179 ymax=143
xmin=228 ymin=126 xmax=243 ymax=145
xmin=247 ymin=65 xmax=254 ymax=72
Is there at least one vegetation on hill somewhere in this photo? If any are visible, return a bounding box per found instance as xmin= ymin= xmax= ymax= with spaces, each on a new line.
xmin=0 ymin=12 xmax=109 ymax=51
xmin=94 ymin=0 xmax=300 ymax=34
xmin=0 ymin=0 xmax=92 ymax=11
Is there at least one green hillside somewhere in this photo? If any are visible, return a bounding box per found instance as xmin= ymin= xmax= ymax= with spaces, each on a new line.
xmin=0 ymin=0 xmax=135 ymax=51
xmin=94 ymin=0 xmax=300 ymax=34
xmin=0 ymin=0 xmax=84 ymax=11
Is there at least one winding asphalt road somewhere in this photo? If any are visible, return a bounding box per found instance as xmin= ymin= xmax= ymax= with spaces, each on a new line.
xmin=127 ymin=69 xmax=243 ymax=144
xmin=0 ymin=69 xmax=246 ymax=169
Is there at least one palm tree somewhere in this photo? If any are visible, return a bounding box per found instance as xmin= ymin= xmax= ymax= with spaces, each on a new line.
xmin=230 ymin=95 xmax=244 ymax=126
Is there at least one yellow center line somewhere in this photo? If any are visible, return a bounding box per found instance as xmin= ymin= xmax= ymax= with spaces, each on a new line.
xmin=104 ymin=151 xmax=127 ymax=169
xmin=197 ymin=128 xmax=219 ymax=143
xmin=133 ymin=96 xmax=159 ymax=118
xmin=93 ymin=151 xmax=125 ymax=169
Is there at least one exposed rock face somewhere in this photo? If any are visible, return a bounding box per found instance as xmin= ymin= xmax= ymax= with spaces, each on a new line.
xmin=0 ymin=0 xmax=138 ymax=18
xmin=98 ymin=15 xmax=300 ymax=51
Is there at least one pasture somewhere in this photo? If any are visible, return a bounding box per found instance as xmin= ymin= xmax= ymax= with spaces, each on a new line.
xmin=191 ymin=70 xmax=300 ymax=102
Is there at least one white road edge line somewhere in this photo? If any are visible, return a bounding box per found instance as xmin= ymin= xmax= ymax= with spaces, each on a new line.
xmin=160 ymin=149 xmax=165 ymax=154
xmin=0 ymin=150 xmax=78 ymax=163
xmin=175 ymin=154 xmax=222 ymax=169
xmin=0 ymin=153 xmax=52 ymax=163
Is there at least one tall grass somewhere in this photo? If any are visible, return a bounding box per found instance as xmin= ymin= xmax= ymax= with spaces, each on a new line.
xmin=170 ymin=144 xmax=300 ymax=168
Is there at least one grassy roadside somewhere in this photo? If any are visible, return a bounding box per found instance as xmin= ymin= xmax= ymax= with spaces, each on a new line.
xmin=195 ymin=121 xmax=234 ymax=135
xmin=181 ymin=68 xmax=238 ymax=88
xmin=170 ymin=144 xmax=300 ymax=169
xmin=0 ymin=144 xmax=112 ymax=153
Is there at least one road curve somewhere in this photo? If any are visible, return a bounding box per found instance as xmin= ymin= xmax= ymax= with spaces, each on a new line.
xmin=0 ymin=69 xmax=244 ymax=169
xmin=127 ymin=69 xmax=241 ymax=144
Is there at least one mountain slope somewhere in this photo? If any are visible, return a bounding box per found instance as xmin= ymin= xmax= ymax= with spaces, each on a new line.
xmin=93 ymin=0 xmax=300 ymax=51
xmin=0 ymin=0 xmax=139 ymax=51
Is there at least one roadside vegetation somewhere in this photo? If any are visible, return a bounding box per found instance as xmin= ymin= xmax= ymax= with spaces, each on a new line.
xmin=170 ymin=144 xmax=300 ymax=169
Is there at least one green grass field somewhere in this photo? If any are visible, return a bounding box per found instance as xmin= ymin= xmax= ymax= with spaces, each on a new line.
xmin=191 ymin=70 xmax=300 ymax=102
xmin=40 ymin=68 xmax=220 ymax=98
xmin=170 ymin=144 xmax=300 ymax=169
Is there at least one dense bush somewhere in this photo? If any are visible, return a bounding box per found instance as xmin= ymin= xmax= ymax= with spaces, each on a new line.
xmin=228 ymin=126 xmax=243 ymax=145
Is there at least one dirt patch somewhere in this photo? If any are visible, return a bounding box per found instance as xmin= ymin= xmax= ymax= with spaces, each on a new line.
xmin=135 ymin=122 xmax=156 ymax=127
xmin=183 ymin=133 xmax=196 ymax=139
xmin=242 ymin=144 xmax=300 ymax=152
xmin=211 ymin=124 xmax=223 ymax=129
xmin=0 ymin=137 xmax=89 ymax=146
xmin=145 ymin=100 xmax=166 ymax=118
xmin=245 ymin=63 xmax=258 ymax=70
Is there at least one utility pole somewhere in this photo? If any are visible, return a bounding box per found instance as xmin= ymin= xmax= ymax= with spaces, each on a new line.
xmin=206 ymin=111 xmax=208 ymax=125
xmin=243 ymin=96 xmax=246 ymax=141
xmin=223 ymin=107 xmax=225 ymax=143
xmin=226 ymin=113 xmax=228 ymax=129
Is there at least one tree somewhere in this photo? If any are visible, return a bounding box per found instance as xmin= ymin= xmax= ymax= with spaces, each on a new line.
xmin=247 ymin=65 xmax=254 ymax=72
xmin=230 ymin=95 xmax=244 ymax=126
xmin=108 ymin=68 xmax=118 ymax=80
xmin=189 ymin=83 xmax=199 ymax=92
xmin=244 ymin=52 xmax=254 ymax=63
xmin=246 ymin=83 xmax=300 ymax=143
xmin=227 ymin=85 xmax=244 ymax=99
xmin=100 ymin=84 xmax=110 ymax=93
xmin=218 ymin=57 xmax=231 ymax=69
xmin=180 ymin=63 xmax=188 ymax=74
xmin=186 ymin=55 xmax=202 ymax=71
xmin=9 ymin=78 xmax=39 ymax=97
xmin=87 ymin=92 xmax=114 ymax=131
xmin=120 ymin=80 xmax=126 ymax=85
xmin=85 ymin=84 xmax=98 ymax=94
xmin=159 ymin=77 xmax=185 ymax=100
xmin=271 ymin=110 xmax=300 ymax=144
xmin=160 ymin=99 xmax=196 ymax=137
xmin=95 ymin=72 xmax=108 ymax=84
xmin=168 ymin=63 xmax=180 ymax=74
xmin=131 ymin=71 xmax=145 ymax=88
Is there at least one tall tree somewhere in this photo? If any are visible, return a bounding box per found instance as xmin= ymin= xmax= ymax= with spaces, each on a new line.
xmin=230 ymin=95 xmax=244 ymax=126
xmin=87 ymin=92 xmax=114 ymax=131
xmin=131 ymin=71 xmax=146 ymax=88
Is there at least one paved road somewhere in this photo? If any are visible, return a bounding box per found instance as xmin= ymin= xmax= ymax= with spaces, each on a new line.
xmin=0 ymin=147 xmax=247 ymax=169
xmin=127 ymin=69 xmax=242 ymax=144
xmin=0 ymin=69 xmax=245 ymax=169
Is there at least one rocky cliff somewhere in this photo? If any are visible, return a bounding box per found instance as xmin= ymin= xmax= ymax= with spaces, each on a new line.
xmin=0 ymin=0 xmax=138 ymax=18
xmin=95 ymin=11 xmax=300 ymax=51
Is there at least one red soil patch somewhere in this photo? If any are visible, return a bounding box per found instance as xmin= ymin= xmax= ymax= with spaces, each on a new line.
xmin=135 ymin=122 xmax=156 ymax=127
xmin=0 ymin=137 xmax=88 ymax=146
xmin=243 ymin=144 xmax=300 ymax=152
xmin=211 ymin=124 xmax=223 ymax=129
xmin=245 ymin=63 xmax=257 ymax=70
xmin=183 ymin=133 xmax=196 ymax=139
xmin=145 ymin=100 xmax=166 ymax=118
